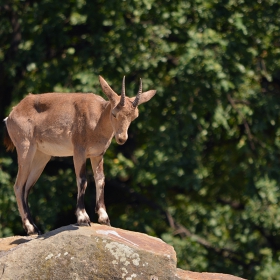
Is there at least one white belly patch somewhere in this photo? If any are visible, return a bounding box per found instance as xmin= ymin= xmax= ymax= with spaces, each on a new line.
xmin=37 ymin=141 xmax=73 ymax=157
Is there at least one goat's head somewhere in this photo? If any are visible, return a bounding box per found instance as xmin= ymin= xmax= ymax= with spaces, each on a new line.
xmin=99 ymin=75 xmax=156 ymax=145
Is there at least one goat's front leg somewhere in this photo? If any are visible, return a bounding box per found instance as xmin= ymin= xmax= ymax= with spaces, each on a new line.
xmin=90 ymin=156 xmax=110 ymax=226
xmin=73 ymin=149 xmax=91 ymax=226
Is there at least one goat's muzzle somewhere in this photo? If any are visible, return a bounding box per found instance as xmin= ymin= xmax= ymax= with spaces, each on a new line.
xmin=115 ymin=133 xmax=127 ymax=145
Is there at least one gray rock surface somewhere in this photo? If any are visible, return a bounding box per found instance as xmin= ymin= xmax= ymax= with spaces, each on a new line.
xmin=0 ymin=224 xmax=246 ymax=280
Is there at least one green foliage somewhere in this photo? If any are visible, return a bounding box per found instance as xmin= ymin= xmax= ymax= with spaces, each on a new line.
xmin=0 ymin=157 xmax=19 ymax=236
xmin=1 ymin=0 xmax=280 ymax=279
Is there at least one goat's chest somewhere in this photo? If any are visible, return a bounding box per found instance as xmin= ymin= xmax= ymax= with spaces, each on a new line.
xmin=86 ymin=137 xmax=113 ymax=158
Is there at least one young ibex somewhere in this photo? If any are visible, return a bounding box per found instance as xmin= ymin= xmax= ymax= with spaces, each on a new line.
xmin=4 ymin=76 xmax=156 ymax=235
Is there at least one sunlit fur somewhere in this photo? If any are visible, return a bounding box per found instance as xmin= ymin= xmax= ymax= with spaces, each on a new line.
xmin=4 ymin=76 xmax=156 ymax=235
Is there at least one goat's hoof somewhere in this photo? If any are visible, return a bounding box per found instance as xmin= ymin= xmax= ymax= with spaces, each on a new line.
xmin=25 ymin=224 xmax=41 ymax=236
xmin=78 ymin=223 xmax=90 ymax=227
xmin=28 ymin=233 xmax=39 ymax=237
xmin=78 ymin=219 xmax=91 ymax=227
xmin=99 ymin=218 xmax=111 ymax=226
xmin=27 ymin=230 xmax=41 ymax=236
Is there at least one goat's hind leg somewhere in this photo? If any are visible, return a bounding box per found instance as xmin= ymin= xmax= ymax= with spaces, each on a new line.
xmin=23 ymin=150 xmax=51 ymax=235
xmin=13 ymin=141 xmax=39 ymax=235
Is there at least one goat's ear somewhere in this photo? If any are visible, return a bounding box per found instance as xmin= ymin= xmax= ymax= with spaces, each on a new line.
xmin=99 ymin=76 xmax=119 ymax=105
xmin=137 ymin=90 xmax=157 ymax=106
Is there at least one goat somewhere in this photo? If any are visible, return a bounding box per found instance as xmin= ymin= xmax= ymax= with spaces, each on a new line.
xmin=4 ymin=76 xmax=156 ymax=235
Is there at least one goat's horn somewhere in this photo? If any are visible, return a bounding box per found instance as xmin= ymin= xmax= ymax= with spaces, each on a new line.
xmin=120 ymin=76 xmax=125 ymax=106
xmin=132 ymin=78 xmax=142 ymax=107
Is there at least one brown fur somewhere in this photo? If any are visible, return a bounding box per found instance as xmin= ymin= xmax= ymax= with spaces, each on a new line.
xmin=4 ymin=75 xmax=156 ymax=235
xmin=3 ymin=123 xmax=15 ymax=152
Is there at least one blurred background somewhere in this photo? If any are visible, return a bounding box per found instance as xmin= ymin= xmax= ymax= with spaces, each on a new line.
xmin=1 ymin=0 xmax=280 ymax=279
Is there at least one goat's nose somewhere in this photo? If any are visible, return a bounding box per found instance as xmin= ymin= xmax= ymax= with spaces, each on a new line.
xmin=118 ymin=138 xmax=126 ymax=145
xmin=116 ymin=133 xmax=127 ymax=145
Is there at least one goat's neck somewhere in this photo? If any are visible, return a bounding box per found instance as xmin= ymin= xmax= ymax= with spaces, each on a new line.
xmin=94 ymin=101 xmax=115 ymax=142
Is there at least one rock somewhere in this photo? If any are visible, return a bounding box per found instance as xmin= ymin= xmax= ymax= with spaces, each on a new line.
xmin=175 ymin=269 xmax=246 ymax=280
xmin=0 ymin=224 xmax=176 ymax=280
xmin=0 ymin=224 xmax=246 ymax=280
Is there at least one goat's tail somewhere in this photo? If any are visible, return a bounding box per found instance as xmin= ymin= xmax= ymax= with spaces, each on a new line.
xmin=3 ymin=118 xmax=15 ymax=152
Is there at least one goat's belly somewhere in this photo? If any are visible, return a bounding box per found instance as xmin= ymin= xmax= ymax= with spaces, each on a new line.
xmin=37 ymin=141 xmax=73 ymax=157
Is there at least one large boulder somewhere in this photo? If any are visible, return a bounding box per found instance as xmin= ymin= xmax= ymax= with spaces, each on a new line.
xmin=0 ymin=224 xmax=246 ymax=280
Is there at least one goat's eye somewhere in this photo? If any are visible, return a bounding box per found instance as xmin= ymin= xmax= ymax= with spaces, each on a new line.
xmin=112 ymin=113 xmax=117 ymax=118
